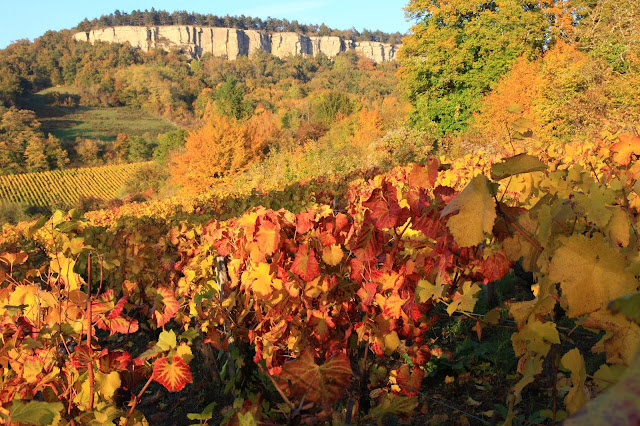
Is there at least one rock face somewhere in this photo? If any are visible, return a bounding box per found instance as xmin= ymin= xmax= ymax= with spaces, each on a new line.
xmin=73 ymin=26 xmax=400 ymax=62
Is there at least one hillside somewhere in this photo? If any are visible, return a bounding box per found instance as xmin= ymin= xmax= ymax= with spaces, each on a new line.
xmin=1 ymin=2 xmax=640 ymax=426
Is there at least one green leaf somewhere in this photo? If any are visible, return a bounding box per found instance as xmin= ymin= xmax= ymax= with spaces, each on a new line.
xmin=157 ymin=330 xmax=177 ymax=351
xmin=491 ymin=154 xmax=547 ymax=180
xmin=8 ymin=400 xmax=64 ymax=425
xmin=609 ymin=292 xmax=640 ymax=325
xmin=27 ymin=215 xmax=49 ymax=237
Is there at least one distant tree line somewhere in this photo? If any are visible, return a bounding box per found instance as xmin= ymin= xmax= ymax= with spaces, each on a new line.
xmin=75 ymin=9 xmax=403 ymax=44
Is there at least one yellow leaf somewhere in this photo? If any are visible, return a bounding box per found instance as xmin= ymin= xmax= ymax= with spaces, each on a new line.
xmin=607 ymin=207 xmax=630 ymax=248
xmin=175 ymin=343 xmax=194 ymax=364
xmin=243 ymin=262 xmax=277 ymax=298
xmin=584 ymin=311 xmax=640 ymax=365
xmin=549 ymin=235 xmax=637 ymax=317
xmin=49 ymin=254 xmax=84 ymax=291
xmin=384 ymin=331 xmax=401 ymax=354
xmin=440 ymin=175 xmax=496 ymax=247
xmin=561 ymin=348 xmax=589 ymax=414
xmin=446 ymin=281 xmax=480 ymax=315
xmin=157 ymin=330 xmax=177 ymax=351
xmin=322 ymin=245 xmax=343 ymax=266
xmin=96 ymin=371 xmax=121 ymax=399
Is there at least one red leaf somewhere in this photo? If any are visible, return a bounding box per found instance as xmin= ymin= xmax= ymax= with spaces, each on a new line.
xmin=296 ymin=209 xmax=315 ymax=234
xmin=395 ymin=364 xmax=424 ymax=396
xmin=291 ymin=244 xmax=320 ymax=282
xmin=478 ymin=250 xmax=512 ymax=283
xmin=99 ymin=350 xmax=132 ymax=373
xmin=153 ymin=356 xmax=193 ymax=392
xmin=357 ymin=282 xmax=378 ymax=308
xmin=153 ymin=287 xmax=180 ymax=328
xmin=279 ymin=350 xmax=352 ymax=405
xmin=352 ymin=212 xmax=383 ymax=262
xmin=363 ymin=180 xmax=407 ymax=229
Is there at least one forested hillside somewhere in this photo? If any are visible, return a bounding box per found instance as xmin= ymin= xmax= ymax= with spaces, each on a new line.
xmin=0 ymin=2 xmax=639 ymax=425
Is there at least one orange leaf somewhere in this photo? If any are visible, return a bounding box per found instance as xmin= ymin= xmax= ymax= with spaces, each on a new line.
xmin=153 ymin=287 xmax=180 ymax=328
xmin=279 ymin=350 xmax=352 ymax=405
xmin=610 ymin=134 xmax=640 ymax=166
xmin=255 ymin=219 xmax=280 ymax=255
xmin=395 ymin=364 xmax=424 ymax=396
xmin=153 ymin=356 xmax=193 ymax=392
xmin=291 ymin=244 xmax=320 ymax=282
xmin=408 ymin=157 xmax=439 ymax=189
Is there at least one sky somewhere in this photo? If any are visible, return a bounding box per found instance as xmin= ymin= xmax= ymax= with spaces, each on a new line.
xmin=0 ymin=0 xmax=414 ymax=49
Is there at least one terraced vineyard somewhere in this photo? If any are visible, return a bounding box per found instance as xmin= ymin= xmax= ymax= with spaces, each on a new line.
xmin=0 ymin=162 xmax=149 ymax=207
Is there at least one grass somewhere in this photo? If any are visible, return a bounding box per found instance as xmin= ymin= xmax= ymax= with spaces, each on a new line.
xmin=21 ymin=87 xmax=176 ymax=143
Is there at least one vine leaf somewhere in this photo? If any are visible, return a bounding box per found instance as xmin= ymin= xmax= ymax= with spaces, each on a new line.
xmin=393 ymin=364 xmax=424 ymax=396
xmin=255 ymin=219 xmax=280 ymax=256
xmin=6 ymin=400 xmax=64 ymax=425
xmin=583 ymin=311 xmax=640 ymax=365
xmin=363 ymin=179 xmax=408 ymax=229
xmin=564 ymin=345 xmax=640 ymax=425
xmin=490 ymin=154 xmax=546 ymax=180
xmin=278 ymin=350 xmax=352 ymax=405
xmin=153 ymin=356 xmax=193 ymax=392
xmin=92 ymin=290 xmax=139 ymax=335
xmin=291 ymin=244 xmax=320 ymax=282
xmin=322 ymin=245 xmax=343 ymax=266
xmin=153 ymin=287 xmax=180 ymax=328
xmin=610 ymin=133 xmax=640 ymax=166
xmin=608 ymin=292 xmax=640 ymax=325
xmin=243 ymin=262 xmax=281 ymax=297
xmin=440 ymin=175 xmax=496 ymax=247
xmin=408 ymin=157 xmax=440 ymax=189
xmin=351 ymin=211 xmax=383 ymax=262
xmin=549 ymin=235 xmax=637 ymax=318
xmin=561 ymin=348 xmax=589 ymax=414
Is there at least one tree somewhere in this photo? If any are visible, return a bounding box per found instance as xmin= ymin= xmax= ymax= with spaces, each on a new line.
xmin=169 ymin=115 xmax=251 ymax=193
xmin=170 ymin=113 xmax=277 ymax=193
xmin=398 ymin=0 xmax=558 ymax=136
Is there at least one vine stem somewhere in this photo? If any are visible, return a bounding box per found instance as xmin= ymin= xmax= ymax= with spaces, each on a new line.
xmin=260 ymin=365 xmax=295 ymax=410
xmin=552 ymin=344 xmax=559 ymax=425
xmin=86 ymin=253 xmax=95 ymax=411
xmin=126 ymin=374 xmax=154 ymax=425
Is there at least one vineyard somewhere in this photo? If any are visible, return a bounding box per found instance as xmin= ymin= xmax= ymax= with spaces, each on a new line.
xmin=0 ymin=162 xmax=150 ymax=207
xmin=0 ymin=132 xmax=639 ymax=425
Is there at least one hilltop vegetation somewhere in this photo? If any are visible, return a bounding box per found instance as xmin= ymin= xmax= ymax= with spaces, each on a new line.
xmin=76 ymin=9 xmax=404 ymax=44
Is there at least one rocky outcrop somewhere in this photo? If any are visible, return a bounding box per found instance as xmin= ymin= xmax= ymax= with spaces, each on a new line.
xmin=73 ymin=26 xmax=399 ymax=62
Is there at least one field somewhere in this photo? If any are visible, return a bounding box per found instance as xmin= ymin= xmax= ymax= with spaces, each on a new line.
xmin=0 ymin=162 xmax=149 ymax=207
xmin=21 ymin=87 xmax=176 ymax=143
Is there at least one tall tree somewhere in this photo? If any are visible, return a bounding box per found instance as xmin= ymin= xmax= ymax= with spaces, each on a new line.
xmin=398 ymin=0 xmax=566 ymax=136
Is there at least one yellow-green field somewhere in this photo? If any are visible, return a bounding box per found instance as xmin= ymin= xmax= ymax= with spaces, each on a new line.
xmin=0 ymin=162 xmax=150 ymax=207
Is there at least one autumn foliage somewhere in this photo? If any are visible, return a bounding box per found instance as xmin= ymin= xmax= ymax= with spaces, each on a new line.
xmin=170 ymin=112 xmax=278 ymax=193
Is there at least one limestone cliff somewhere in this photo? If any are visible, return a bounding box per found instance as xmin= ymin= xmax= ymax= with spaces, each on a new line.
xmin=73 ymin=26 xmax=399 ymax=62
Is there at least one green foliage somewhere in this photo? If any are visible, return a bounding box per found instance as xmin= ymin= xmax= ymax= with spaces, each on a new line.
xmin=214 ymin=76 xmax=253 ymax=120
xmin=399 ymin=0 xmax=550 ymax=136
xmin=153 ymin=129 xmax=187 ymax=163
xmin=311 ymin=91 xmax=356 ymax=124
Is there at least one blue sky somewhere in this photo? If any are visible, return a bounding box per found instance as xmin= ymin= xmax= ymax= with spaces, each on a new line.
xmin=0 ymin=0 xmax=413 ymax=49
